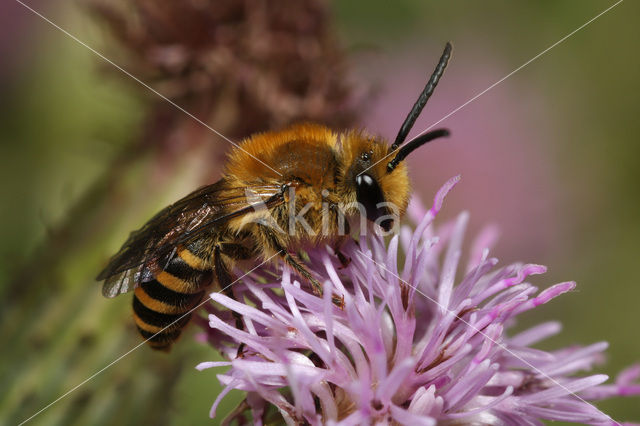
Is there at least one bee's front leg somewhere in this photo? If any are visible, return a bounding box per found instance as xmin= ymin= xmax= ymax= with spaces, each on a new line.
xmin=256 ymin=225 xmax=344 ymax=308
xmin=330 ymin=204 xmax=351 ymax=268
xmin=332 ymin=236 xmax=352 ymax=269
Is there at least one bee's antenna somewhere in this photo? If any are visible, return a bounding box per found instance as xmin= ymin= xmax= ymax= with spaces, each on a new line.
xmin=390 ymin=42 xmax=452 ymax=152
xmin=387 ymin=128 xmax=449 ymax=172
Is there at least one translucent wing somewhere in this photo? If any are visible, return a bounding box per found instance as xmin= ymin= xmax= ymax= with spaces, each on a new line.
xmin=98 ymin=179 xmax=283 ymax=298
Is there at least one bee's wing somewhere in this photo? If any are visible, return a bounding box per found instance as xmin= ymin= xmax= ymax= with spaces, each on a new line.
xmin=98 ymin=179 xmax=283 ymax=298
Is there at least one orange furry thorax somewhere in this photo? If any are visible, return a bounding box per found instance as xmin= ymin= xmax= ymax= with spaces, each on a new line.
xmin=226 ymin=123 xmax=410 ymax=218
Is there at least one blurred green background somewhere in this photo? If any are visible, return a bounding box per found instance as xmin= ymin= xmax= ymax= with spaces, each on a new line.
xmin=1 ymin=0 xmax=638 ymax=424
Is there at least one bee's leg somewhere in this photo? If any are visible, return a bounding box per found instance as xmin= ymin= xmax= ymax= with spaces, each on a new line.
xmin=256 ymin=225 xmax=322 ymax=294
xmin=333 ymin=236 xmax=351 ymax=269
xmin=282 ymin=251 xmax=345 ymax=308
xmin=331 ymin=205 xmax=351 ymax=268
xmin=213 ymin=245 xmax=247 ymax=358
xmin=257 ymin=225 xmax=345 ymax=308
xmin=220 ymin=242 xmax=255 ymax=260
xmin=220 ymin=230 xmax=256 ymax=261
xmin=283 ymin=252 xmax=323 ymax=294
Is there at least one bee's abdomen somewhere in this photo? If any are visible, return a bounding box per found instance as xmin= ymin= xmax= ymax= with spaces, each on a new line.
xmin=133 ymin=248 xmax=212 ymax=351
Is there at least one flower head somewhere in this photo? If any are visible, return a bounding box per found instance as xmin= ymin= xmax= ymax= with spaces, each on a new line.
xmin=196 ymin=176 xmax=640 ymax=425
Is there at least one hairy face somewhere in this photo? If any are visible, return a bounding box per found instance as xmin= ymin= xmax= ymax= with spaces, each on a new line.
xmin=338 ymin=131 xmax=411 ymax=231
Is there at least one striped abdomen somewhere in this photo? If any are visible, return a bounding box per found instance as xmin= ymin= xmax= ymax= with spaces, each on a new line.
xmin=133 ymin=248 xmax=212 ymax=351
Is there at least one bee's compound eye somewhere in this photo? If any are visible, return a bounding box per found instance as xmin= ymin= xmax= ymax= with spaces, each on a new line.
xmin=355 ymin=174 xmax=386 ymax=223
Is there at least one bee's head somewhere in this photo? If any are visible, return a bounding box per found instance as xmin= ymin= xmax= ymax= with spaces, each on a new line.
xmin=339 ymin=42 xmax=453 ymax=232
xmin=340 ymin=133 xmax=409 ymax=232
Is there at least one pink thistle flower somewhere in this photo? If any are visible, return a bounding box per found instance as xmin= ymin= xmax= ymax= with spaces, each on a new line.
xmin=196 ymin=176 xmax=640 ymax=425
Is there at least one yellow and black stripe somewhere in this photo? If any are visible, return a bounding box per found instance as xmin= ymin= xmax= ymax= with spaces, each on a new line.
xmin=133 ymin=249 xmax=212 ymax=351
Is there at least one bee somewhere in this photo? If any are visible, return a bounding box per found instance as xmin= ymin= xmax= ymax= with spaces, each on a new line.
xmin=97 ymin=43 xmax=452 ymax=351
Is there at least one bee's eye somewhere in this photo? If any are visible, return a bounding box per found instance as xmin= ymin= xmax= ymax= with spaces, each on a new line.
xmin=355 ymin=174 xmax=388 ymax=227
